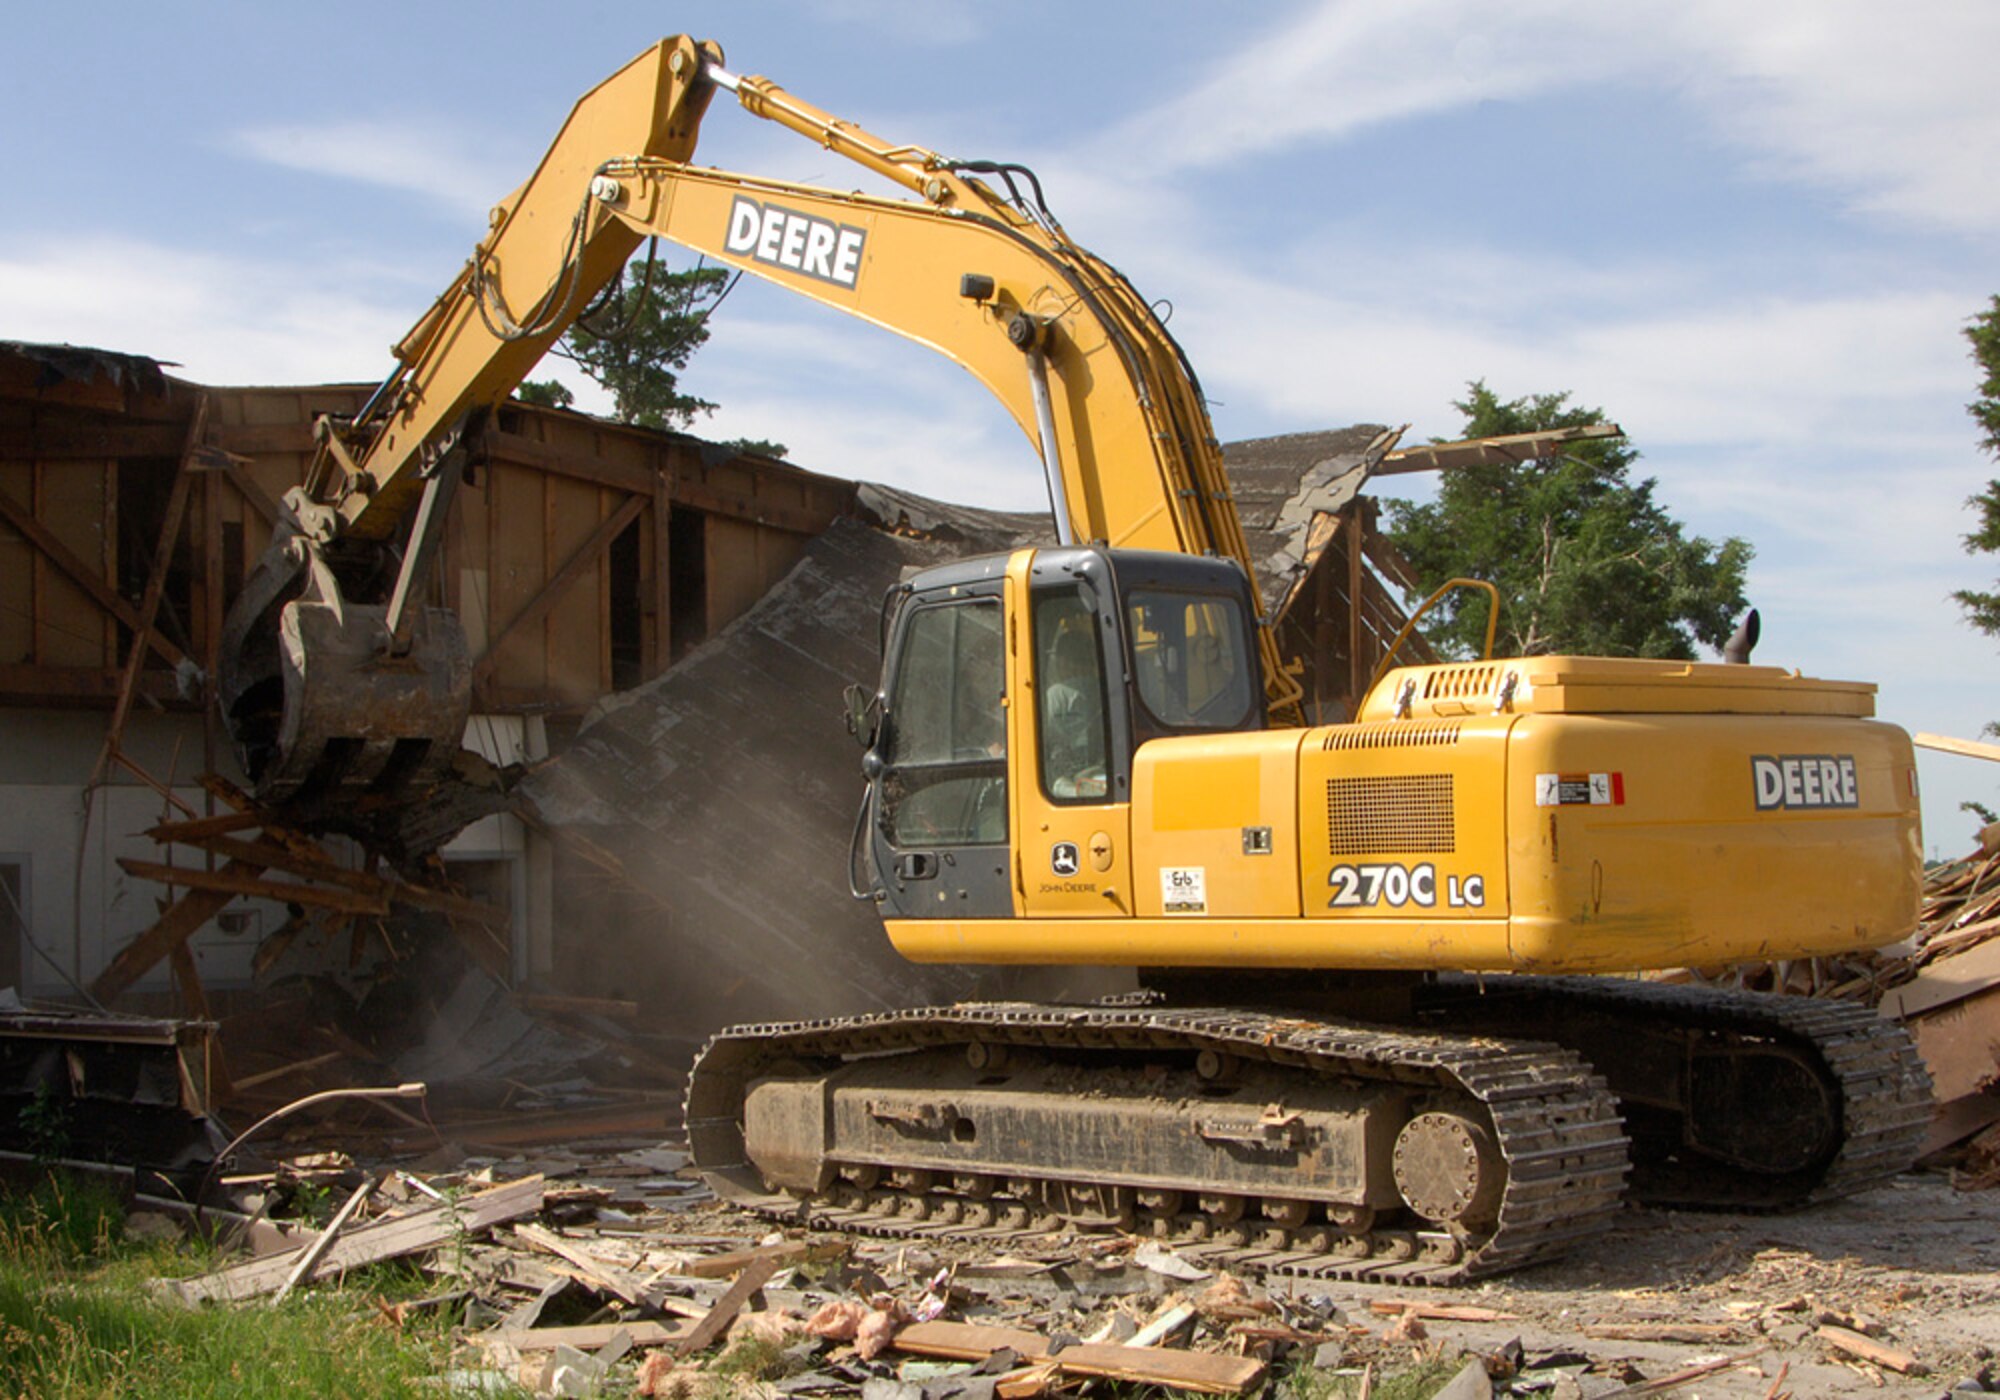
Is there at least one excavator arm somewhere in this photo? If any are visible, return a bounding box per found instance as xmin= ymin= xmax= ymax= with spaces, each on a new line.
xmin=219 ymin=36 xmax=1300 ymax=807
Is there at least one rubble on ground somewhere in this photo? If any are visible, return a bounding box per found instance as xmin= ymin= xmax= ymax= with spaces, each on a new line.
xmin=128 ymin=1133 xmax=1997 ymax=1400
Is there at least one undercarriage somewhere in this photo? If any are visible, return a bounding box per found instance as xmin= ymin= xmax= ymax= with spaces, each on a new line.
xmin=685 ymin=979 xmax=1931 ymax=1284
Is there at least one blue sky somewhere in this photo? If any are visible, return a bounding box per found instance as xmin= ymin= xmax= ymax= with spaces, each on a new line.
xmin=5 ymin=1 xmax=1998 ymax=852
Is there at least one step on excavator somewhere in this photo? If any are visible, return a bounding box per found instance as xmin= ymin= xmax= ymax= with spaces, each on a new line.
xmin=218 ymin=37 xmax=1932 ymax=1283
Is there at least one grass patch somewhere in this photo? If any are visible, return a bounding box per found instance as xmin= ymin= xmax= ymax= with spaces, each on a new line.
xmin=1281 ymin=1351 xmax=1474 ymax=1399
xmin=0 ymin=1171 xmax=521 ymax=1399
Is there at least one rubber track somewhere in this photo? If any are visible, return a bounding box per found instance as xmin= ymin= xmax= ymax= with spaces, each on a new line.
xmin=686 ymin=1002 xmax=1629 ymax=1285
xmin=1441 ymin=977 xmax=1934 ymax=1210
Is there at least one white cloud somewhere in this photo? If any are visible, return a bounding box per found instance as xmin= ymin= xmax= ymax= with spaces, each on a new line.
xmin=1112 ymin=0 xmax=2000 ymax=237
xmin=0 ymin=236 xmax=409 ymax=385
xmin=229 ymin=120 xmax=518 ymax=219
xmin=1674 ymin=0 xmax=2000 ymax=235
xmin=1097 ymin=0 xmax=1628 ymax=171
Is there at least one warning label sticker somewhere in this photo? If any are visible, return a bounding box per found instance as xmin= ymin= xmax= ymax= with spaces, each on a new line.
xmin=1535 ymin=772 xmax=1625 ymax=807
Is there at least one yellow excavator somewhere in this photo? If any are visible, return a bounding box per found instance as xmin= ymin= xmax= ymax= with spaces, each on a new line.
xmin=218 ymin=37 xmax=1932 ymax=1283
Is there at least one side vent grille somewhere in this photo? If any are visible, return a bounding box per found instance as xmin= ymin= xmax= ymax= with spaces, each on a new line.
xmin=1423 ymin=665 xmax=1502 ymax=700
xmin=1327 ymin=775 xmax=1456 ymax=855
xmin=1323 ymin=723 xmax=1462 ymax=752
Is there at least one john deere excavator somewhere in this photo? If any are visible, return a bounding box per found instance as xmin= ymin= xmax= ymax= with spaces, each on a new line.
xmin=218 ymin=37 xmax=1932 ymax=1283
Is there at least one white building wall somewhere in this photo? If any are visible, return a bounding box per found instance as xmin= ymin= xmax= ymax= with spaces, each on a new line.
xmin=0 ymin=708 xmax=285 ymax=999
xmin=0 ymin=706 xmax=545 ymax=1001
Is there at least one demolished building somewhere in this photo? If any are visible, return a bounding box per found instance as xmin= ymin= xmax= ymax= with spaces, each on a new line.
xmin=0 ymin=343 xmax=1430 ymax=1059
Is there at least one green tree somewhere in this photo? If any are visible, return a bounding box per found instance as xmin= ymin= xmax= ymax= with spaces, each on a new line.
xmin=560 ymin=260 xmax=731 ymax=431
xmin=1953 ymin=296 xmax=2000 ymax=638
xmin=519 ymin=255 xmax=787 ymax=457
xmin=516 ymin=378 xmax=573 ymax=409
xmin=1384 ymin=382 xmax=1752 ymax=660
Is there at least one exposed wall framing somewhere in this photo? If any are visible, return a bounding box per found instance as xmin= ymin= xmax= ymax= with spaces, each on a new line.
xmin=0 ymin=345 xmax=855 ymax=722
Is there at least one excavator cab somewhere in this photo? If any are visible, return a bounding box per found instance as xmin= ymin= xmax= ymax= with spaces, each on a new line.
xmin=861 ymin=545 xmax=1264 ymax=921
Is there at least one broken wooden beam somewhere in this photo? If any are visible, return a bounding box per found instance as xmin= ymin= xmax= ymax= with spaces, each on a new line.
xmin=484 ymin=1320 xmax=691 ymax=1353
xmin=272 ymin=1175 xmax=376 ymax=1305
xmin=147 ymin=810 xmax=268 ymax=843
xmin=892 ymin=1320 xmax=1267 ymax=1395
xmin=115 ymin=858 xmax=388 ymax=916
xmin=1370 ymin=1300 xmax=1522 ymax=1323
xmin=1583 ymin=1321 xmax=1740 ymax=1343
xmin=165 ymin=1174 xmax=544 ymax=1305
xmin=677 ymin=1240 xmax=833 ymax=1279
xmin=1816 ymin=1324 xmax=1924 ymax=1375
xmin=514 ymin=1223 xmax=657 ymax=1310
xmin=672 ymin=1255 xmax=781 ymax=1356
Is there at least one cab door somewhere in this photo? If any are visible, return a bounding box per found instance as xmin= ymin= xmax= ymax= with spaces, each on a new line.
xmin=868 ymin=584 xmax=1014 ymax=919
xmin=1009 ymin=551 xmax=1135 ymax=917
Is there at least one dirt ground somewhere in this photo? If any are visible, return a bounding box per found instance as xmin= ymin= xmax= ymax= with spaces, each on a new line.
xmin=1262 ymin=1169 xmax=2000 ymax=1395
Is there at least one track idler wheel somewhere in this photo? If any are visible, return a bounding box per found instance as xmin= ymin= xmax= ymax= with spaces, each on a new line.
xmin=1392 ymin=1108 xmax=1505 ymax=1231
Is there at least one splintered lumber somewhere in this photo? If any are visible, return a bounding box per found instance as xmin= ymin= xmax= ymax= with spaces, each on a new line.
xmin=514 ymin=1223 xmax=654 ymax=1308
xmin=1369 ymin=1300 xmax=1522 ymax=1323
xmin=229 ymin=1051 xmax=344 ymax=1093
xmin=1816 ymin=1325 xmax=1924 ymax=1375
xmin=116 ymin=858 xmax=387 ymax=915
xmin=1127 ymin=1302 xmax=1197 ymax=1347
xmin=897 ymin=1322 xmax=1045 ymax=1360
xmin=1583 ymin=1322 xmax=1740 ymax=1343
xmin=167 ymin=1174 xmax=543 ymax=1304
xmin=1914 ymin=732 xmax=2000 ymax=763
xmin=672 ymin=1255 xmax=781 ymax=1356
xmin=892 ymin=1320 xmax=1266 ymax=1395
xmin=678 ymin=1240 xmax=833 ymax=1278
xmin=272 ymin=1176 xmax=376 ymax=1305
xmin=162 ymin=832 xmax=388 ymax=894
xmin=1596 ymin=1348 xmax=1770 ymax=1399
xmin=147 ymin=810 xmax=266 ymax=843
xmin=485 ymin=1320 xmax=691 ymax=1353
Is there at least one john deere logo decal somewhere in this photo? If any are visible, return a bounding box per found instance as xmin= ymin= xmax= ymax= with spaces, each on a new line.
xmin=725 ymin=195 xmax=866 ymax=288
xmin=1752 ymin=754 xmax=1858 ymax=811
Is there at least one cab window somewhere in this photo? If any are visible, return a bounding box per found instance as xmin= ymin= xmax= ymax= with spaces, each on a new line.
xmin=880 ymin=600 xmax=1006 ymax=845
xmin=1126 ymin=591 xmax=1255 ymax=730
xmin=1033 ymin=590 xmax=1109 ymax=802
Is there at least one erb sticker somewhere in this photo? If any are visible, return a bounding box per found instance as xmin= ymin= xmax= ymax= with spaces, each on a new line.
xmin=1161 ymin=866 xmax=1206 ymax=915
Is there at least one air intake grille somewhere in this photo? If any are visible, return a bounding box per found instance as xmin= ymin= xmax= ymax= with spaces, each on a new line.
xmin=1323 ymin=723 xmax=1462 ymax=752
xmin=1423 ymin=665 xmax=1502 ymax=700
xmin=1327 ymin=774 xmax=1455 ymax=855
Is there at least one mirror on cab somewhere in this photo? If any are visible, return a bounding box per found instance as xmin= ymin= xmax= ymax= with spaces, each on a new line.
xmin=842 ymin=682 xmax=878 ymax=747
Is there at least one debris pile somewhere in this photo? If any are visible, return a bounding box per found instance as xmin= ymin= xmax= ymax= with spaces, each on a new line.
xmin=137 ymin=1141 xmax=1999 ymax=1398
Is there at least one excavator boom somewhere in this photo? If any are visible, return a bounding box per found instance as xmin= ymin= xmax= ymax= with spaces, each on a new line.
xmin=219 ymin=36 xmax=1299 ymax=805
